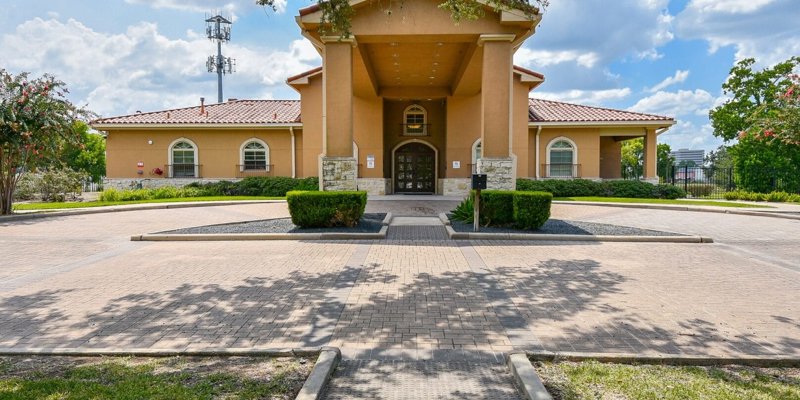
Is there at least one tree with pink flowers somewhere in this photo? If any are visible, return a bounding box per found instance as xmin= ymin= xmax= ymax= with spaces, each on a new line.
xmin=0 ymin=70 xmax=91 ymax=214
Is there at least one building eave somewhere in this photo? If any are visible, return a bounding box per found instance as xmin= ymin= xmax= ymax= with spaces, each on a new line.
xmin=529 ymin=120 xmax=676 ymax=129
xmin=92 ymin=123 xmax=303 ymax=130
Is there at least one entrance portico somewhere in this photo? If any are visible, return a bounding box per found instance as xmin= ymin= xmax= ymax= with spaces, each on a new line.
xmin=292 ymin=0 xmax=543 ymax=194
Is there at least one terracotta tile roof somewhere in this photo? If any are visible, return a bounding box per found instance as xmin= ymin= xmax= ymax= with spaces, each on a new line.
xmin=92 ymin=100 xmax=301 ymax=126
xmin=528 ymin=98 xmax=673 ymax=124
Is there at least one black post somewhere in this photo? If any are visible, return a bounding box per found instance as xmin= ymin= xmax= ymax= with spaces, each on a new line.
xmin=728 ymin=168 xmax=734 ymax=191
xmin=683 ymin=165 xmax=689 ymax=194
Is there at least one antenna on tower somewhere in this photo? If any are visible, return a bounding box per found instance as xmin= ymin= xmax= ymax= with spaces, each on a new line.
xmin=205 ymin=13 xmax=235 ymax=103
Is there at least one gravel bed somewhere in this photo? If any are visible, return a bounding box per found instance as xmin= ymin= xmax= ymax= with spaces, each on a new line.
xmin=160 ymin=213 xmax=386 ymax=234
xmin=449 ymin=215 xmax=685 ymax=236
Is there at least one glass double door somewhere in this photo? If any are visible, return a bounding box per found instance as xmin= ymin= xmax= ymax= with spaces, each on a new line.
xmin=395 ymin=142 xmax=435 ymax=194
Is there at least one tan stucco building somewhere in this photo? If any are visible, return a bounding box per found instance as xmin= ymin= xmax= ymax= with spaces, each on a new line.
xmin=93 ymin=0 xmax=675 ymax=195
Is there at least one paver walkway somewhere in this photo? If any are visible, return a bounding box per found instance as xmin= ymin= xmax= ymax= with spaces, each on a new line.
xmin=0 ymin=201 xmax=798 ymax=360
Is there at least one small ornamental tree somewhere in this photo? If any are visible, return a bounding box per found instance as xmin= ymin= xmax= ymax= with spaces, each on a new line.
xmin=256 ymin=0 xmax=548 ymax=37
xmin=0 ymin=70 xmax=91 ymax=214
xmin=748 ymin=73 xmax=800 ymax=145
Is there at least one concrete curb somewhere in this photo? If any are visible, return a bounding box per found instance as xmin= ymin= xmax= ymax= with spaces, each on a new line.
xmin=0 ymin=347 xmax=321 ymax=357
xmin=554 ymin=201 xmax=800 ymax=221
xmin=444 ymin=224 xmax=713 ymax=243
xmin=438 ymin=212 xmax=451 ymax=225
xmin=507 ymin=352 xmax=553 ymax=400
xmin=132 ymin=226 xmax=388 ymax=241
xmin=527 ymin=350 xmax=800 ymax=367
xmin=2 ymin=200 xmax=286 ymax=222
xmin=381 ymin=212 xmax=394 ymax=226
xmin=296 ymin=347 xmax=341 ymax=400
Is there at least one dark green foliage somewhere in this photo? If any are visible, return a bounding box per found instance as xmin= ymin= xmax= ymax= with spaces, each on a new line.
xmin=600 ymin=180 xmax=656 ymax=198
xmin=513 ymin=191 xmax=552 ymax=230
xmin=516 ymin=178 xmax=686 ymax=199
xmin=654 ymin=184 xmax=686 ymax=200
xmin=451 ymin=196 xmax=475 ymax=223
xmin=286 ymin=190 xmax=367 ymax=228
xmin=188 ymin=177 xmax=319 ymax=197
xmin=516 ymin=179 xmax=602 ymax=197
xmin=479 ymin=190 xmax=514 ymax=225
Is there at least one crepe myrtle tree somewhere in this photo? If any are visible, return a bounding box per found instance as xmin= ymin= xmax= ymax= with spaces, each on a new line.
xmin=0 ymin=70 xmax=91 ymax=214
xmin=256 ymin=0 xmax=548 ymax=36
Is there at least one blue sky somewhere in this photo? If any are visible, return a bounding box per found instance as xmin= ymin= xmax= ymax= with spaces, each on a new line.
xmin=2 ymin=0 xmax=799 ymax=152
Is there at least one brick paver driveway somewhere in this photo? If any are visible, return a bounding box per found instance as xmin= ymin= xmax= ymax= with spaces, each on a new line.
xmin=1 ymin=202 xmax=798 ymax=358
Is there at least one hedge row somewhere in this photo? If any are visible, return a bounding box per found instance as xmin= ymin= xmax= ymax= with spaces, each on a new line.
xmin=452 ymin=190 xmax=553 ymax=230
xmin=187 ymin=176 xmax=319 ymax=197
xmin=723 ymin=190 xmax=800 ymax=203
xmin=99 ymin=186 xmax=206 ymax=202
xmin=286 ymin=191 xmax=367 ymax=227
xmin=516 ymin=178 xmax=685 ymax=199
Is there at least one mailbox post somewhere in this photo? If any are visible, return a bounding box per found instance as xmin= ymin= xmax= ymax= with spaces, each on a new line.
xmin=471 ymin=174 xmax=487 ymax=232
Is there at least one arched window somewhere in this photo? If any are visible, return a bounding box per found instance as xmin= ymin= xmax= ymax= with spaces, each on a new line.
xmin=547 ymin=138 xmax=577 ymax=178
xmin=472 ymin=139 xmax=482 ymax=173
xmin=241 ymin=140 xmax=269 ymax=171
xmin=171 ymin=140 xmax=197 ymax=178
xmin=403 ymin=105 xmax=427 ymax=136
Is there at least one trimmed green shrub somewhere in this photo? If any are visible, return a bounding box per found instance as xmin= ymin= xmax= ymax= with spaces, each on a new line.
xmin=188 ymin=176 xmax=319 ymax=197
xmin=789 ymin=194 xmax=800 ymax=203
xmin=516 ymin=178 xmax=602 ymax=197
xmin=99 ymin=188 xmax=121 ymax=202
xmin=479 ymin=190 xmax=514 ymax=225
xmin=684 ymin=183 xmax=718 ymax=198
xmin=766 ymin=191 xmax=790 ymax=202
xmin=119 ymin=189 xmax=152 ymax=201
xmin=151 ymin=186 xmax=179 ymax=199
xmin=286 ymin=191 xmax=367 ymax=228
xmin=600 ymin=180 xmax=655 ymax=198
xmin=654 ymin=184 xmax=686 ymax=200
xmin=513 ymin=191 xmax=552 ymax=230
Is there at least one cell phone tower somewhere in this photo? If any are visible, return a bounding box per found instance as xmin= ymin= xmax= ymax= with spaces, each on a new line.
xmin=205 ymin=14 xmax=236 ymax=103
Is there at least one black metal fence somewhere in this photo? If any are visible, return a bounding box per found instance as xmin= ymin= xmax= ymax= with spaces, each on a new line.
xmin=657 ymin=166 xmax=800 ymax=198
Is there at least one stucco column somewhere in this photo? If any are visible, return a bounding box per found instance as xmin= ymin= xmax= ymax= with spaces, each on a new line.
xmin=477 ymin=34 xmax=516 ymax=190
xmin=320 ymin=36 xmax=357 ymax=191
xmin=643 ymin=128 xmax=658 ymax=182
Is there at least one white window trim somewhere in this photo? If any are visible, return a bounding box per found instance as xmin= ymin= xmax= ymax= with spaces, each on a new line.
xmin=403 ymin=104 xmax=428 ymax=136
xmin=471 ymin=139 xmax=482 ymax=172
xmin=239 ymin=138 xmax=270 ymax=172
xmin=545 ymin=136 xmax=578 ymax=178
xmin=168 ymin=137 xmax=199 ymax=178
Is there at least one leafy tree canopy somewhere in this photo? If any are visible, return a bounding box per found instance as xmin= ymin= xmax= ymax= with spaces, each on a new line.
xmin=709 ymin=56 xmax=800 ymax=141
xmin=256 ymin=0 xmax=548 ymax=36
xmin=59 ymin=122 xmax=106 ymax=183
xmin=0 ymin=70 xmax=92 ymax=214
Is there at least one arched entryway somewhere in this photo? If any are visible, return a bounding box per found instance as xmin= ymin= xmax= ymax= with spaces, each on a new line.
xmin=393 ymin=141 xmax=437 ymax=194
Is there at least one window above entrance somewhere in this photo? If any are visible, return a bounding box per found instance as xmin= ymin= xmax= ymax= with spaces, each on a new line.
xmin=403 ymin=105 xmax=428 ymax=136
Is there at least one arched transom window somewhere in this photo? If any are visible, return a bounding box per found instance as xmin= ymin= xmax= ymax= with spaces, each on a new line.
xmin=548 ymin=139 xmax=576 ymax=178
xmin=241 ymin=140 xmax=269 ymax=171
xmin=403 ymin=105 xmax=427 ymax=136
xmin=171 ymin=140 xmax=196 ymax=178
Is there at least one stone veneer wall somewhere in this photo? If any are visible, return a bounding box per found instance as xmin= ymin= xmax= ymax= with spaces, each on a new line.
xmin=103 ymin=178 xmax=232 ymax=190
xmin=357 ymin=178 xmax=390 ymax=195
xmin=321 ymin=157 xmax=358 ymax=191
xmin=477 ymin=157 xmax=516 ymax=190
xmin=441 ymin=178 xmax=471 ymax=196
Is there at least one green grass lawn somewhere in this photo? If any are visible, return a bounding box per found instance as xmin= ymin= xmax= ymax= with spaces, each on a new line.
xmin=0 ymin=356 xmax=310 ymax=400
xmin=554 ymin=197 xmax=774 ymax=208
xmin=12 ymin=196 xmax=284 ymax=211
xmin=535 ymin=361 xmax=800 ymax=400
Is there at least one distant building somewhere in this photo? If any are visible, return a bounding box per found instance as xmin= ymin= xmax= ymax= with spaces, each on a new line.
xmin=672 ymin=149 xmax=705 ymax=167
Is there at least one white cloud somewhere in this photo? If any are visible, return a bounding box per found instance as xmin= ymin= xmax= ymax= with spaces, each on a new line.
xmin=0 ymin=17 xmax=318 ymax=116
xmin=685 ymin=0 xmax=777 ymax=14
xmin=628 ymin=89 xmax=715 ymax=118
xmin=659 ymin=121 xmax=723 ymax=151
xmin=648 ymin=70 xmax=689 ymax=93
xmin=535 ymin=88 xmax=632 ymax=106
xmin=675 ymin=0 xmax=799 ymax=66
xmin=514 ymin=48 xmax=600 ymax=68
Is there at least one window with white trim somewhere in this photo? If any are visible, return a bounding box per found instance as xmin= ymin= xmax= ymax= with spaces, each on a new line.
xmin=171 ymin=141 xmax=196 ymax=178
xmin=403 ymin=105 xmax=427 ymax=136
xmin=242 ymin=141 xmax=268 ymax=171
xmin=548 ymin=139 xmax=575 ymax=177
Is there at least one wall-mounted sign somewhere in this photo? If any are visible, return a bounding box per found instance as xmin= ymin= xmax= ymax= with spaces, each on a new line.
xmin=366 ymin=155 xmax=375 ymax=169
xmin=137 ymin=161 xmax=144 ymax=167
xmin=452 ymin=161 xmax=461 ymax=169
